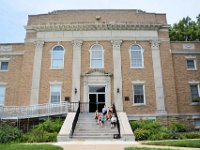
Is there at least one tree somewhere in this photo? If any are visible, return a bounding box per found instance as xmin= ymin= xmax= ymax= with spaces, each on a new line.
xmin=169 ymin=14 xmax=200 ymax=41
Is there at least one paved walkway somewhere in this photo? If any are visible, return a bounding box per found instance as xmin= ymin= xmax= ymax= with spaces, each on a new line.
xmin=54 ymin=141 xmax=200 ymax=150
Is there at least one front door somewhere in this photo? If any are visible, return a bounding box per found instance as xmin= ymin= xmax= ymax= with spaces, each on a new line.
xmin=88 ymin=86 xmax=105 ymax=112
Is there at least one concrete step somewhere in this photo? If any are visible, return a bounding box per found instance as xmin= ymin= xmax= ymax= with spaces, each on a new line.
xmin=72 ymin=112 xmax=120 ymax=140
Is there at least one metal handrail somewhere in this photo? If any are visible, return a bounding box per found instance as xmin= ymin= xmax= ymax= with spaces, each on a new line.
xmin=0 ymin=102 xmax=72 ymax=119
xmin=113 ymin=104 xmax=121 ymax=139
xmin=70 ymin=101 xmax=80 ymax=137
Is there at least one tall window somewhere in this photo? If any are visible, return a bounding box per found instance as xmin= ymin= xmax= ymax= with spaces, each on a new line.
xmin=0 ymin=85 xmax=6 ymax=105
xmin=90 ymin=44 xmax=104 ymax=68
xmin=130 ymin=44 xmax=144 ymax=68
xmin=0 ymin=61 xmax=9 ymax=71
xmin=51 ymin=45 xmax=64 ymax=69
xmin=50 ymin=84 xmax=61 ymax=104
xmin=190 ymin=84 xmax=200 ymax=102
xmin=133 ymin=84 xmax=145 ymax=105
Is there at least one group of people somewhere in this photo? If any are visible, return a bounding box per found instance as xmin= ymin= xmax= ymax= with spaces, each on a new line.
xmin=95 ymin=105 xmax=117 ymax=128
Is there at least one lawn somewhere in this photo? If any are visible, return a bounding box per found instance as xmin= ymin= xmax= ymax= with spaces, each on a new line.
xmin=125 ymin=148 xmax=172 ymax=150
xmin=144 ymin=139 xmax=200 ymax=148
xmin=0 ymin=144 xmax=63 ymax=150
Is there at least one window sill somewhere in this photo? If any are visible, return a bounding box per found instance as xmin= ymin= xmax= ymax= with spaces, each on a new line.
xmin=50 ymin=67 xmax=64 ymax=70
xmin=0 ymin=70 xmax=8 ymax=72
xmin=132 ymin=103 xmax=146 ymax=106
xmin=191 ymin=102 xmax=200 ymax=106
xmin=187 ymin=68 xmax=197 ymax=71
xmin=130 ymin=67 xmax=144 ymax=69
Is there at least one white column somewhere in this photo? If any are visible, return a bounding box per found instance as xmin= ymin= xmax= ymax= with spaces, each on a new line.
xmin=71 ymin=40 xmax=83 ymax=103
xmin=150 ymin=40 xmax=166 ymax=115
xmin=111 ymin=40 xmax=123 ymax=111
xmin=30 ymin=40 xmax=44 ymax=105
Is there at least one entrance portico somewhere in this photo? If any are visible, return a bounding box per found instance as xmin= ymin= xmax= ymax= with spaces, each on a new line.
xmin=83 ymin=69 xmax=112 ymax=112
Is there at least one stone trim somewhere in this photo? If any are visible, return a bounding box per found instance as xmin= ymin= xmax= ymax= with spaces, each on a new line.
xmin=71 ymin=40 xmax=83 ymax=103
xmin=0 ymin=51 xmax=24 ymax=56
xmin=26 ymin=22 xmax=163 ymax=32
xmin=0 ymin=45 xmax=12 ymax=52
xmin=172 ymin=50 xmax=200 ymax=55
xmin=112 ymin=40 xmax=123 ymax=111
xmin=30 ymin=40 xmax=44 ymax=105
xmin=83 ymin=70 xmax=111 ymax=112
xmin=150 ymin=40 xmax=166 ymax=115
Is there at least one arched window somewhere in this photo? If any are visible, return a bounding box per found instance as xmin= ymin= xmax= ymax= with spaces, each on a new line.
xmin=51 ymin=45 xmax=64 ymax=69
xmin=130 ymin=44 xmax=144 ymax=68
xmin=90 ymin=44 xmax=104 ymax=68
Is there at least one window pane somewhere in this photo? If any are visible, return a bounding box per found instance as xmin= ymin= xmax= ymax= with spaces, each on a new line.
xmin=89 ymin=86 xmax=105 ymax=92
xmin=190 ymin=85 xmax=199 ymax=101
xmin=52 ymin=60 xmax=63 ymax=68
xmin=53 ymin=51 xmax=64 ymax=59
xmin=134 ymin=85 xmax=144 ymax=104
xmin=92 ymin=51 xmax=102 ymax=58
xmin=131 ymin=45 xmax=141 ymax=51
xmin=50 ymin=85 xmax=61 ymax=103
xmin=187 ymin=60 xmax=195 ymax=69
xmin=52 ymin=46 xmax=64 ymax=68
xmin=131 ymin=45 xmax=143 ymax=68
xmin=94 ymin=59 xmax=102 ymax=68
xmin=90 ymin=45 xmax=103 ymax=68
xmin=0 ymin=86 xmax=6 ymax=105
xmin=1 ymin=62 xmax=8 ymax=70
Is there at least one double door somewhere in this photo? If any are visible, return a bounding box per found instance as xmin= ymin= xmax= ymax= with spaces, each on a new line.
xmin=88 ymin=86 xmax=105 ymax=112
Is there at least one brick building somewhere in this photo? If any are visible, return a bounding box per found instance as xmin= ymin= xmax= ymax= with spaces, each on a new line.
xmin=0 ymin=10 xmax=199 ymax=128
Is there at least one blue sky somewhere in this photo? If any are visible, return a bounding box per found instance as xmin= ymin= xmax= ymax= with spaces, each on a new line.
xmin=0 ymin=0 xmax=199 ymax=43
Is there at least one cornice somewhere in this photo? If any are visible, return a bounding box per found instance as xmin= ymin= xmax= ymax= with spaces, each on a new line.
xmin=0 ymin=51 xmax=24 ymax=56
xmin=25 ymin=22 xmax=163 ymax=32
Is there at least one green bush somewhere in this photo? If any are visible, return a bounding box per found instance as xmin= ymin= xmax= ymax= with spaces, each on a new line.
xmin=134 ymin=128 xmax=151 ymax=140
xmin=21 ymin=118 xmax=63 ymax=142
xmin=130 ymin=120 xmax=189 ymax=141
xmin=0 ymin=125 xmax=22 ymax=143
xmin=182 ymin=132 xmax=200 ymax=139
xmin=169 ymin=121 xmax=187 ymax=132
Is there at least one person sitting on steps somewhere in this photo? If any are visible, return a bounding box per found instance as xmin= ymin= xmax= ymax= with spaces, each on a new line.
xmin=110 ymin=113 xmax=117 ymax=128
xmin=102 ymin=105 xmax=107 ymax=115
xmin=94 ymin=109 xmax=99 ymax=120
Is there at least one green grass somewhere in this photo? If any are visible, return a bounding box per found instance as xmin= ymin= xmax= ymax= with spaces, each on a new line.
xmin=0 ymin=144 xmax=63 ymax=150
xmin=145 ymin=139 xmax=200 ymax=148
xmin=125 ymin=148 xmax=172 ymax=150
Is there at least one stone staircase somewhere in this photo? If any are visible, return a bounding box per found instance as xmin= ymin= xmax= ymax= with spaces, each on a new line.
xmin=72 ymin=113 xmax=119 ymax=140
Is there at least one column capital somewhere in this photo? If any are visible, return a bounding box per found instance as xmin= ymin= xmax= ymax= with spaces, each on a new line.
xmin=150 ymin=40 xmax=160 ymax=49
xmin=72 ymin=40 xmax=83 ymax=48
xmin=111 ymin=40 xmax=122 ymax=48
xmin=35 ymin=40 xmax=44 ymax=49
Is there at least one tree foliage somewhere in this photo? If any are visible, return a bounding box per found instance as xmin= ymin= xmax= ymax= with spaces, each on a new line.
xmin=169 ymin=14 xmax=200 ymax=41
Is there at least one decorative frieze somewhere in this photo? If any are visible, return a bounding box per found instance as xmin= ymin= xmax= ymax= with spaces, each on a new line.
xmin=183 ymin=44 xmax=195 ymax=50
xmin=0 ymin=46 xmax=12 ymax=52
xmin=26 ymin=22 xmax=162 ymax=32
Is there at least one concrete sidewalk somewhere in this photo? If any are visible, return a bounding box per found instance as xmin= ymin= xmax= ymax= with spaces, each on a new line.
xmin=54 ymin=141 xmax=200 ymax=150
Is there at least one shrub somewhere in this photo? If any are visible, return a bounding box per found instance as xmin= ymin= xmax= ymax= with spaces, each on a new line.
xmin=169 ymin=121 xmax=187 ymax=132
xmin=21 ymin=118 xmax=63 ymax=142
xmin=0 ymin=125 xmax=22 ymax=143
xmin=130 ymin=120 xmax=187 ymax=141
xmin=182 ymin=132 xmax=200 ymax=139
xmin=134 ymin=128 xmax=150 ymax=140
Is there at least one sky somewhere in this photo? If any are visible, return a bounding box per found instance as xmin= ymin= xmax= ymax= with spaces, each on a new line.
xmin=0 ymin=0 xmax=199 ymax=43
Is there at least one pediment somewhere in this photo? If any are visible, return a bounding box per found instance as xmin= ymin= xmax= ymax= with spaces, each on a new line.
xmin=83 ymin=69 xmax=112 ymax=76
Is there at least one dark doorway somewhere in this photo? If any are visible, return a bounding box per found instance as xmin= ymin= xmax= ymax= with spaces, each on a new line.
xmin=88 ymin=86 xmax=105 ymax=112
